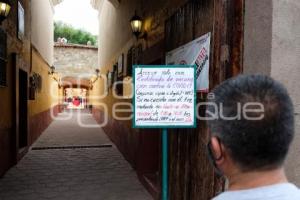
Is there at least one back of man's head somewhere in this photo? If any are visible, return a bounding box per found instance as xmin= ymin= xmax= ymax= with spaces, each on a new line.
xmin=207 ymin=74 xmax=295 ymax=172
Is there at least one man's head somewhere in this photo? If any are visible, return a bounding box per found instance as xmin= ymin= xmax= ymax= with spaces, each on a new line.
xmin=206 ymin=74 xmax=294 ymax=174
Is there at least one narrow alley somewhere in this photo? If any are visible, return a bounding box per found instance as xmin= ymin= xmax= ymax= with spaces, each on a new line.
xmin=0 ymin=0 xmax=300 ymax=199
xmin=0 ymin=110 xmax=151 ymax=200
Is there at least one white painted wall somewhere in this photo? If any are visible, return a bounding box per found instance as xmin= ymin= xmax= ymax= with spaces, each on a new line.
xmin=96 ymin=0 xmax=137 ymax=68
xmin=31 ymin=0 xmax=54 ymax=65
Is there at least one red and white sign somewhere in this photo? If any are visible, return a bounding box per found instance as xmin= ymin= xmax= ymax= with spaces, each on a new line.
xmin=166 ymin=32 xmax=211 ymax=92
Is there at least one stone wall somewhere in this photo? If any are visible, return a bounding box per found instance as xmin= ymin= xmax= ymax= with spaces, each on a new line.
xmin=54 ymin=43 xmax=98 ymax=78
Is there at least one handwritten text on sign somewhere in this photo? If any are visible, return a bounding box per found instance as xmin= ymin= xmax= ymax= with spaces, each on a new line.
xmin=134 ymin=66 xmax=195 ymax=127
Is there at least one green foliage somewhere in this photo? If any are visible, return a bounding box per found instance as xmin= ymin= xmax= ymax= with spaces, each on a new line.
xmin=54 ymin=21 xmax=97 ymax=46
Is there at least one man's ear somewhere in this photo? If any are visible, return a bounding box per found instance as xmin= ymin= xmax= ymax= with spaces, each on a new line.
xmin=210 ymin=137 xmax=224 ymax=164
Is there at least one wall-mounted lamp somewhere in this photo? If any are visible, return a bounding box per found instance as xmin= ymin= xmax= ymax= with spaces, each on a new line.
xmin=0 ymin=0 xmax=11 ymax=25
xmin=52 ymin=76 xmax=62 ymax=88
xmin=95 ymin=69 xmax=100 ymax=78
xmin=57 ymin=77 xmax=62 ymax=89
xmin=48 ymin=66 xmax=61 ymax=87
xmin=48 ymin=66 xmax=55 ymax=75
xmin=130 ymin=11 xmax=147 ymax=40
xmin=90 ymin=69 xmax=101 ymax=89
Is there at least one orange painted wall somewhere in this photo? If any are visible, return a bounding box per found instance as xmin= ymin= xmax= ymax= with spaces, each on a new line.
xmin=29 ymin=49 xmax=61 ymax=117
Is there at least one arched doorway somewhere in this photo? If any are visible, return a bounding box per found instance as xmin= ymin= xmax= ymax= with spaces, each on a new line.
xmin=64 ymin=88 xmax=87 ymax=109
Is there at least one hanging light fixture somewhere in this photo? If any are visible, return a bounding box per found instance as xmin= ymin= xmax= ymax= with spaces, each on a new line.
xmin=90 ymin=69 xmax=101 ymax=88
xmin=130 ymin=11 xmax=143 ymax=39
xmin=48 ymin=66 xmax=55 ymax=75
xmin=0 ymin=0 xmax=11 ymax=25
xmin=95 ymin=69 xmax=100 ymax=77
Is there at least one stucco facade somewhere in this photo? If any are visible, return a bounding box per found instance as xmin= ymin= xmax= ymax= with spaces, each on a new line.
xmin=0 ymin=0 xmax=61 ymax=177
xmin=0 ymin=0 xmax=32 ymax=176
xmin=29 ymin=49 xmax=60 ymax=117
xmin=243 ymin=0 xmax=272 ymax=75
xmin=31 ymin=0 xmax=54 ymax=65
xmin=244 ymin=0 xmax=300 ymax=186
xmin=92 ymin=0 xmax=188 ymax=70
xmin=92 ymin=0 xmax=136 ymax=69
xmin=271 ymin=0 xmax=300 ymax=186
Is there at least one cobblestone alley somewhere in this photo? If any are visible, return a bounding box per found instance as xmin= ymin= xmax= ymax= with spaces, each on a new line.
xmin=0 ymin=111 xmax=152 ymax=200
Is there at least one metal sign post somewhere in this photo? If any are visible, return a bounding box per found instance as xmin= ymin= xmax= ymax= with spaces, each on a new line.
xmin=162 ymin=128 xmax=168 ymax=200
xmin=133 ymin=65 xmax=196 ymax=200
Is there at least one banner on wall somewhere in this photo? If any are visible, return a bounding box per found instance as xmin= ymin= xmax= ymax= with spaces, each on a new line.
xmin=166 ymin=32 xmax=211 ymax=92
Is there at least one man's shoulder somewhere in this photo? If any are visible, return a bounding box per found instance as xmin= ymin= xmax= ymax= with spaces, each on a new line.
xmin=212 ymin=183 xmax=300 ymax=200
